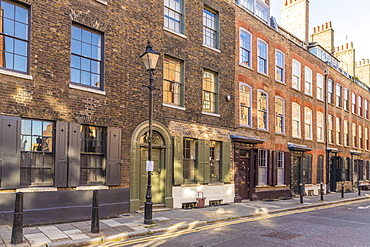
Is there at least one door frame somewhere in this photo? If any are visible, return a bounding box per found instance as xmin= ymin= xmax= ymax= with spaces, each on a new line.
xmin=130 ymin=121 xmax=173 ymax=212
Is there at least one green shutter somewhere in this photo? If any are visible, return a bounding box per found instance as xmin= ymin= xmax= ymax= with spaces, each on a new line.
xmin=106 ymin=127 xmax=122 ymax=186
xmin=197 ymin=139 xmax=210 ymax=183
xmin=0 ymin=115 xmax=21 ymax=189
xmin=173 ymin=136 xmax=183 ymax=185
xmin=221 ymin=142 xmax=231 ymax=183
xmin=68 ymin=123 xmax=81 ymax=187
xmin=55 ymin=121 xmax=69 ymax=187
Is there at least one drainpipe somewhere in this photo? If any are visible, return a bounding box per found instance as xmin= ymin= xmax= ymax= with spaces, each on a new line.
xmin=324 ymin=69 xmax=330 ymax=193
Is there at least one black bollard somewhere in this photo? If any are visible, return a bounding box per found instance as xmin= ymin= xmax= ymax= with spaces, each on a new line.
xmin=341 ymin=183 xmax=344 ymax=198
xmin=91 ymin=190 xmax=99 ymax=233
xmin=11 ymin=192 xmax=23 ymax=244
xmin=300 ymin=183 xmax=304 ymax=204
xmin=358 ymin=181 xmax=361 ymax=196
xmin=320 ymin=182 xmax=324 ymax=201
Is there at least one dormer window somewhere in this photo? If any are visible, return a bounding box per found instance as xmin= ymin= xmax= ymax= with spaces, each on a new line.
xmin=236 ymin=0 xmax=270 ymax=23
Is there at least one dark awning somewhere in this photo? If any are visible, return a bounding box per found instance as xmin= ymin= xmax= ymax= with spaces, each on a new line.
xmin=350 ymin=150 xmax=364 ymax=156
xmin=230 ymin=135 xmax=265 ymax=144
xmin=326 ymin=148 xmax=343 ymax=153
xmin=287 ymin=142 xmax=312 ymax=152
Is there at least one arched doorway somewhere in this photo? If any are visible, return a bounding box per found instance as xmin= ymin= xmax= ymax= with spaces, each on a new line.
xmin=130 ymin=121 xmax=173 ymax=212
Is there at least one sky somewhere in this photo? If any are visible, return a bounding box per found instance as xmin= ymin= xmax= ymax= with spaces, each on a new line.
xmin=270 ymin=0 xmax=370 ymax=60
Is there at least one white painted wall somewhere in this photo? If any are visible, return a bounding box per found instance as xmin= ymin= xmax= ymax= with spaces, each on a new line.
xmin=172 ymin=184 xmax=235 ymax=208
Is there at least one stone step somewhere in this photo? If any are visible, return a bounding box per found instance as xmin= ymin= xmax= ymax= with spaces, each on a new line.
xmin=136 ymin=204 xmax=172 ymax=213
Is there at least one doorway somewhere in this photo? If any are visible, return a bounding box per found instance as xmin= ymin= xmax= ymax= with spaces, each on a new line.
xmin=237 ymin=149 xmax=250 ymax=199
xmin=140 ymin=147 xmax=165 ymax=204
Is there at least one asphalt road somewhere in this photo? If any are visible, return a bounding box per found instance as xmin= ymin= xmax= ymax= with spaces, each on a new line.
xmin=95 ymin=200 xmax=370 ymax=247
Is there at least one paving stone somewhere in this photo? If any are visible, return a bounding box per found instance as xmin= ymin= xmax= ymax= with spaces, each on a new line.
xmin=63 ymin=229 xmax=90 ymax=240
xmin=24 ymin=233 xmax=51 ymax=245
xmin=38 ymin=226 xmax=68 ymax=240
xmin=55 ymin=223 xmax=77 ymax=231
xmin=102 ymin=219 xmax=125 ymax=227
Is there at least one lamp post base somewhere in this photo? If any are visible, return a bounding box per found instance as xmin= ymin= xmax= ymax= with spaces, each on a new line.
xmin=144 ymin=201 xmax=153 ymax=224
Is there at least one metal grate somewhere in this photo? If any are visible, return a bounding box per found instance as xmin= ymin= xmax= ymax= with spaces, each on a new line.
xmin=182 ymin=202 xmax=196 ymax=209
xmin=262 ymin=231 xmax=302 ymax=240
xmin=209 ymin=200 xmax=222 ymax=206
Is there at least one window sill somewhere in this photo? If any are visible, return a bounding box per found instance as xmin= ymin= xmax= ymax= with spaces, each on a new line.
xmin=275 ymin=79 xmax=286 ymax=85
xmin=275 ymin=132 xmax=286 ymax=136
xmin=239 ymin=63 xmax=254 ymax=71
xmin=163 ymin=27 xmax=187 ymax=39
xmin=239 ymin=124 xmax=253 ymax=129
xmin=16 ymin=187 xmax=57 ymax=193
xmin=94 ymin=0 xmax=107 ymax=5
xmin=163 ymin=103 xmax=186 ymax=111
xmin=257 ymin=71 xmax=269 ymax=78
xmin=291 ymin=87 xmax=301 ymax=93
xmin=304 ymin=93 xmax=313 ymax=98
xmin=0 ymin=68 xmax=32 ymax=80
xmin=202 ymin=111 xmax=220 ymax=117
xmin=292 ymin=136 xmax=302 ymax=140
xmin=181 ymin=183 xmax=199 ymax=187
xmin=69 ymin=83 xmax=106 ymax=95
xmin=257 ymin=128 xmax=269 ymax=133
xmin=256 ymin=185 xmax=269 ymax=188
xmin=202 ymin=44 xmax=221 ymax=53
xmin=275 ymin=185 xmax=288 ymax=188
xmin=76 ymin=185 xmax=108 ymax=190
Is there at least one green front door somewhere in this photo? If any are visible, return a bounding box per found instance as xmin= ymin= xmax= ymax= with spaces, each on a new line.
xmin=140 ymin=147 xmax=165 ymax=204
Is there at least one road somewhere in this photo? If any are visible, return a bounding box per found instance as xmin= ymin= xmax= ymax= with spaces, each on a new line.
xmin=94 ymin=200 xmax=370 ymax=247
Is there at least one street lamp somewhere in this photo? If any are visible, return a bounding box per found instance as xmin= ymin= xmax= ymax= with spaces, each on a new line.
xmin=140 ymin=41 xmax=160 ymax=225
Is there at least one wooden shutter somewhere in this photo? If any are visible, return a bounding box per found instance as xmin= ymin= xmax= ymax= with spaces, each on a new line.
xmin=307 ymin=154 xmax=312 ymax=184
xmin=272 ymin=151 xmax=278 ymax=186
xmin=0 ymin=115 xmax=21 ymax=189
xmin=221 ymin=142 xmax=231 ymax=183
xmin=284 ymin=152 xmax=291 ymax=185
xmin=68 ymin=123 xmax=81 ymax=187
xmin=268 ymin=150 xmax=274 ymax=185
xmin=55 ymin=121 xmax=69 ymax=187
xmin=173 ymin=136 xmax=183 ymax=185
xmin=197 ymin=139 xmax=210 ymax=183
xmin=106 ymin=127 xmax=122 ymax=186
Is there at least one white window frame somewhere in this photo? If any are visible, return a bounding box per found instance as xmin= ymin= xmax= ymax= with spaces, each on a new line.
xmin=359 ymin=125 xmax=363 ymax=149
xmin=336 ymin=83 xmax=342 ymax=108
xmin=352 ymin=123 xmax=357 ymax=148
xmin=352 ymin=92 xmax=356 ymax=114
xmin=328 ymin=115 xmax=334 ymax=144
xmin=258 ymin=149 xmax=267 ymax=185
xmin=240 ymin=28 xmax=252 ymax=68
xmin=358 ymin=95 xmax=363 ymax=117
xmin=277 ymin=151 xmax=284 ymax=185
xmin=203 ymin=7 xmax=219 ymax=49
xmin=317 ymin=111 xmax=324 ymax=142
xmin=336 ymin=117 xmax=341 ymax=145
xmin=164 ymin=0 xmax=184 ymax=34
xmin=317 ymin=73 xmax=323 ymax=101
xmin=292 ymin=103 xmax=301 ymax=138
xmin=275 ymin=50 xmax=284 ymax=82
xmin=344 ymin=120 xmax=349 ymax=146
xmin=328 ymin=79 xmax=334 ymax=104
xmin=239 ymin=83 xmax=252 ymax=127
xmin=257 ymin=39 xmax=268 ymax=75
xmin=304 ymin=107 xmax=312 ymax=140
xmin=344 ymin=87 xmax=349 ymax=111
xmin=292 ymin=60 xmax=301 ymax=91
xmin=275 ymin=97 xmax=285 ymax=134
xmin=237 ymin=0 xmax=270 ymax=23
xmin=365 ymin=99 xmax=369 ymax=119
xmin=257 ymin=90 xmax=268 ymax=130
xmin=304 ymin=67 xmax=312 ymax=96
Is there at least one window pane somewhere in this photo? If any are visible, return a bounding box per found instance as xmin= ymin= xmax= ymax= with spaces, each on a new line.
xmin=14 ymin=55 xmax=27 ymax=72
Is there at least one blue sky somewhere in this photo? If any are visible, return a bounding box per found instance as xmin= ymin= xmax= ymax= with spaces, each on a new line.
xmin=270 ymin=0 xmax=370 ymax=60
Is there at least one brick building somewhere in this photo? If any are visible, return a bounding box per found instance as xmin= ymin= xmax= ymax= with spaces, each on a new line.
xmin=0 ymin=0 xmax=369 ymax=225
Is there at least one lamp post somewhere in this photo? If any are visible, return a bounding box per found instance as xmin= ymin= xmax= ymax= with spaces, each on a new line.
xmin=140 ymin=41 xmax=160 ymax=225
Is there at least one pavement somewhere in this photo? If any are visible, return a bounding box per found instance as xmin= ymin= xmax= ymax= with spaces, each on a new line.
xmin=1 ymin=191 xmax=370 ymax=247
